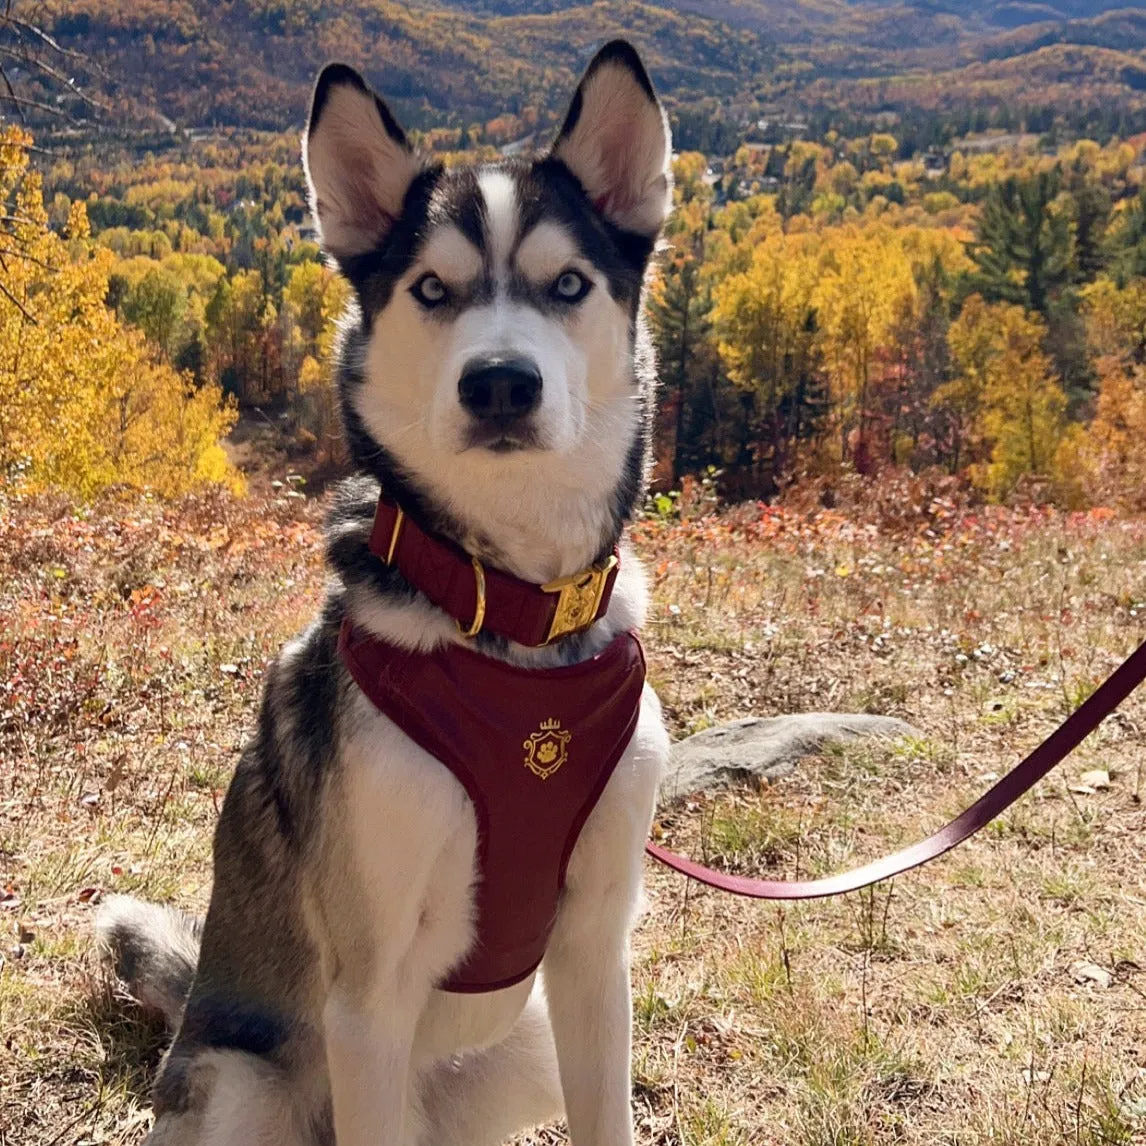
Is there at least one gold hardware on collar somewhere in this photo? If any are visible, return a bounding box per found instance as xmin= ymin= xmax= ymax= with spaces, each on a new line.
xmin=541 ymin=554 xmax=618 ymax=644
xmin=385 ymin=506 xmax=405 ymax=565
xmin=456 ymin=557 xmax=487 ymax=639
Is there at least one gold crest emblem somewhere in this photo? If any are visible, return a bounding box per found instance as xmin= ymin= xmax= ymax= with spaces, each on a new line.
xmin=523 ymin=718 xmax=571 ymax=780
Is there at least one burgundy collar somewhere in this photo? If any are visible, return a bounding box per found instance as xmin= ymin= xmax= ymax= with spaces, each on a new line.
xmin=367 ymin=495 xmax=620 ymax=647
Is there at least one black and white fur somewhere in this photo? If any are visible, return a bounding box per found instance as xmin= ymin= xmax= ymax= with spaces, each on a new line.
xmin=97 ymin=41 xmax=673 ymax=1146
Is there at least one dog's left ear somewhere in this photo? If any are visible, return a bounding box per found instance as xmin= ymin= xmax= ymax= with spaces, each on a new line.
xmin=551 ymin=40 xmax=672 ymax=237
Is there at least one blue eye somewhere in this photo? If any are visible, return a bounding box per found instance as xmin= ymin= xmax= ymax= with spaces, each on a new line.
xmin=552 ymin=270 xmax=591 ymax=303
xmin=411 ymin=273 xmax=448 ymax=307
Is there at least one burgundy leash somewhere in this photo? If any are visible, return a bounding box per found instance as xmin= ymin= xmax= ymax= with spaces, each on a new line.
xmin=646 ymin=639 xmax=1146 ymax=900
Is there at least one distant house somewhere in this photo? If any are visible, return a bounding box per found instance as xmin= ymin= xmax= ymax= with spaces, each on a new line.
xmin=755 ymin=117 xmax=808 ymax=139
xmin=923 ymin=150 xmax=947 ymax=178
xmin=957 ymin=132 xmax=1035 ymax=154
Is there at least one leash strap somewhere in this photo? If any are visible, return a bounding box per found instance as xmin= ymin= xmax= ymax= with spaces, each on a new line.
xmin=646 ymin=639 xmax=1146 ymax=900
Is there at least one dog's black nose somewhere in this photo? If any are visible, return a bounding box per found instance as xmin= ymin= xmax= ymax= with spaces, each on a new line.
xmin=458 ymin=356 xmax=542 ymax=421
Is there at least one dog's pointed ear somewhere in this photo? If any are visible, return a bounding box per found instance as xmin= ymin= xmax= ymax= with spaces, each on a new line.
xmin=303 ymin=63 xmax=421 ymax=260
xmin=550 ymin=41 xmax=672 ymax=237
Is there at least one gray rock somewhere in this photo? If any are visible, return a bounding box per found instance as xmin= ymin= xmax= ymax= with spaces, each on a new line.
xmin=660 ymin=713 xmax=919 ymax=802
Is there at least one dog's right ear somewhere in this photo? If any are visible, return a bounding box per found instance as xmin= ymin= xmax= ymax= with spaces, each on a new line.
xmin=551 ymin=41 xmax=671 ymax=238
xmin=303 ymin=64 xmax=421 ymax=261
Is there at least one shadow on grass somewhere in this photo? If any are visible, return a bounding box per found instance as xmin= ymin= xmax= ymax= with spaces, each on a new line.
xmin=65 ymin=976 xmax=169 ymax=1130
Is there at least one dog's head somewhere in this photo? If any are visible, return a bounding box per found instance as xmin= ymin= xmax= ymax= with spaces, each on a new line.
xmin=303 ymin=42 xmax=671 ymax=576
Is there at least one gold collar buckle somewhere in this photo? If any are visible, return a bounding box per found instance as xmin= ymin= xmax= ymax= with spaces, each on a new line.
xmin=541 ymin=555 xmax=618 ymax=644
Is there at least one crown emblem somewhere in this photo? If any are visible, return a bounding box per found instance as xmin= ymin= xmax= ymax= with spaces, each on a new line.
xmin=523 ymin=717 xmax=571 ymax=780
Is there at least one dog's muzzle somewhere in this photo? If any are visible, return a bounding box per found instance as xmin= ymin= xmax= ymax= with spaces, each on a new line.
xmin=458 ymin=355 xmax=542 ymax=430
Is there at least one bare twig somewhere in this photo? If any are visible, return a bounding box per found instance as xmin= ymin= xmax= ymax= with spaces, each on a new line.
xmin=879 ymin=880 xmax=894 ymax=947
xmin=775 ymin=905 xmax=792 ymax=992
xmin=0 ymin=47 xmax=110 ymax=112
xmin=0 ymin=90 xmax=80 ymax=123
xmin=0 ymin=57 xmax=24 ymax=123
xmin=0 ymin=2 xmax=105 ymax=133
xmin=4 ymin=13 xmax=104 ymax=74
xmin=0 ymin=277 xmax=36 ymax=322
xmin=0 ymin=246 xmax=55 ymax=269
xmin=1073 ymin=1053 xmax=1087 ymax=1145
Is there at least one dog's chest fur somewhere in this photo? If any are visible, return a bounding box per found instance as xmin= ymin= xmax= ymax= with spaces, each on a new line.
xmin=317 ymin=571 xmax=667 ymax=1064
xmin=335 ymin=689 xmax=524 ymax=1057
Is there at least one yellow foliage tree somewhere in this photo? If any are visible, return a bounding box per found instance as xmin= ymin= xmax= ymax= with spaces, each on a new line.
xmin=0 ymin=127 xmax=241 ymax=499
xmin=1059 ymin=357 xmax=1146 ymax=512
xmin=1079 ymin=277 xmax=1146 ymax=362
xmin=1058 ymin=280 xmax=1146 ymax=509
xmin=282 ymin=260 xmax=351 ymax=451
xmin=712 ymin=231 xmax=821 ymax=407
xmin=671 ymin=152 xmax=712 ymax=208
xmin=944 ymin=295 xmax=1067 ymax=498
xmin=812 ymin=227 xmax=917 ymax=463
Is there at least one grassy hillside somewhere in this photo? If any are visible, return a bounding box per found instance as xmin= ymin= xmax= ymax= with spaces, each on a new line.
xmin=3 ymin=484 xmax=1144 ymax=1144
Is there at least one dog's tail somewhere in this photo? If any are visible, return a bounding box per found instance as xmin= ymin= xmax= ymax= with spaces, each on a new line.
xmin=95 ymin=894 xmax=203 ymax=1027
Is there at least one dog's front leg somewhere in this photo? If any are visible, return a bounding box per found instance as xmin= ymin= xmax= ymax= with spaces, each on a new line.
xmin=324 ymin=971 xmax=428 ymax=1146
xmin=544 ymin=699 xmax=668 ymax=1146
xmin=320 ymin=845 xmax=467 ymax=1146
xmin=544 ymin=928 xmax=635 ymax=1146
xmin=322 ymin=707 xmax=483 ymax=1146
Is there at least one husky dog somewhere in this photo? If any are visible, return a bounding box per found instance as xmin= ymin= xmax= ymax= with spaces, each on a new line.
xmin=98 ymin=40 xmax=672 ymax=1146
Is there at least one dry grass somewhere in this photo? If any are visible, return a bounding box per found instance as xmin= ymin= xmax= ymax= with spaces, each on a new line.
xmin=1 ymin=482 xmax=1144 ymax=1145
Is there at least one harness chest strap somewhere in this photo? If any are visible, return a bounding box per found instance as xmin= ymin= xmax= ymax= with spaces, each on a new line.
xmin=338 ymin=618 xmax=647 ymax=993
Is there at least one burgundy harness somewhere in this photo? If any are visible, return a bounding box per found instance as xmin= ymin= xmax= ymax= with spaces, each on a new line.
xmin=339 ymin=497 xmax=645 ymax=992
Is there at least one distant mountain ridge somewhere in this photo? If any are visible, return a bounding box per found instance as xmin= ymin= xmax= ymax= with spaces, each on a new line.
xmin=905 ymin=0 xmax=1133 ymax=23
xmin=438 ymin=0 xmax=1140 ymax=35
xmin=23 ymin=0 xmax=1146 ymax=137
xmin=37 ymin=0 xmax=776 ymax=130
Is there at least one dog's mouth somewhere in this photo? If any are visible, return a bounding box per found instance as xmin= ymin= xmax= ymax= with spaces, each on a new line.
xmin=462 ymin=418 xmax=543 ymax=454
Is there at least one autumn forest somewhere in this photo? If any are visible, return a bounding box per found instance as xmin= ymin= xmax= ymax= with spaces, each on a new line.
xmin=7 ymin=124 xmax=1146 ymax=512
xmin=5 ymin=0 xmax=1146 ymax=511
